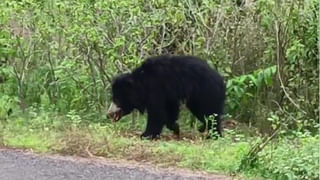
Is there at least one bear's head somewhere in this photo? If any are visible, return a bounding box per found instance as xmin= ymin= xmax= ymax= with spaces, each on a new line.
xmin=107 ymin=73 xmax=141 ymax=122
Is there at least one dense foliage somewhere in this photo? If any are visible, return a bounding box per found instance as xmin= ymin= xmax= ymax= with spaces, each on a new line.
xmin=0 ymin=0 xmax=318 ymax=179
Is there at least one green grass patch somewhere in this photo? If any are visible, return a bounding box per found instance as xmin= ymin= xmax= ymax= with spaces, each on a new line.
xmin=0 ymin=112 xmax=318 ymax=180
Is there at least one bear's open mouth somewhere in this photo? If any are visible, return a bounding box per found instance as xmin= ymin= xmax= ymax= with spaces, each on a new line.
xmin=107 ymin=102 xmax=123 ymax=122
xmin=112 ymin=110 xmax=122 ymax=122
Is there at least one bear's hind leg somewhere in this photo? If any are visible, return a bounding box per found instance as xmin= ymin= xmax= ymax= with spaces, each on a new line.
xmin=186 ymin=101 xmax=207 ymax=133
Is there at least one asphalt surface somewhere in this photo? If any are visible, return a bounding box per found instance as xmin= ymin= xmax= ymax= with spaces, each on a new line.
xmin=0 ymin=149 xmax=230 ymax=180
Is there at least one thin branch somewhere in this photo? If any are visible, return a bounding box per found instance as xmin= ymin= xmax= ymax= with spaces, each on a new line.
xmin=158 ymin=23 xmax=166 ymax=54
xmin=206 ymin=8 xmax=225 ymax=52
xmin=274 ymin=20 xmax=307 ymax=115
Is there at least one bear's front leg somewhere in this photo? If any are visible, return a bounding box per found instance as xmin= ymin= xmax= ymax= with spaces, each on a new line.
xmin=141 ymin=116 xmax=165 ymax=140
xmin=140 ymin=131 xmax=161 ymax=140
xmin=140 ymin=102 xmax=166 ymax=140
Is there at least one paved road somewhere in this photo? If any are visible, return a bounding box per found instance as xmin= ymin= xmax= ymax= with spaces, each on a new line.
xmin=0 ymin=149 xmax=230 ymax=180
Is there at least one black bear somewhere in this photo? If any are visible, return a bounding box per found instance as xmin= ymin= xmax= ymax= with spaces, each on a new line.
xmin=107 ymin=55 xmax=226 ymax=139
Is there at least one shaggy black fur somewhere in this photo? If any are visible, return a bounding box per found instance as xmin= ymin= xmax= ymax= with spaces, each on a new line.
xmin=109 ymin=55 xmax=226 ymax=139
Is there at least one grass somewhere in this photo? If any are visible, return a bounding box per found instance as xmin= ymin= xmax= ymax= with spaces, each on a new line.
xmin=0 ymin=111 xmax=318 ymax=180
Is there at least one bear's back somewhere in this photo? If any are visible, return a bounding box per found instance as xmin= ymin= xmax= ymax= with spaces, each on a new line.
xmin=137 ymin=55 xmax=222 ymax=83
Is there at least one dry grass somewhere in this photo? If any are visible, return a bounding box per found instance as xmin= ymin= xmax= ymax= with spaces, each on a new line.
xmin=53 ymin=127 xmax=184 ymax=167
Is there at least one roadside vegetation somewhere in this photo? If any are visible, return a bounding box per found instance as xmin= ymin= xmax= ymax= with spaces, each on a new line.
xmin=0 ymin=0 xmax=318 ymax=179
